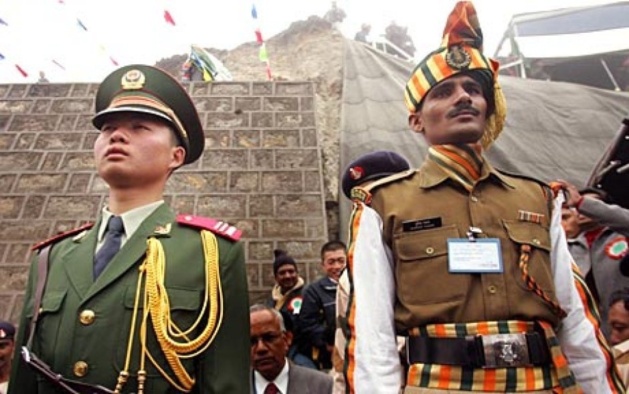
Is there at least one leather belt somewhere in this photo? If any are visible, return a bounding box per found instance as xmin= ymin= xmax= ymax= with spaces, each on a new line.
xmin=406 ymin=332 xmax=551 ymax=368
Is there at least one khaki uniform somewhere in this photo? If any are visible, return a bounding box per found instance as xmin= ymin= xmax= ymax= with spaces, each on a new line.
xmin=371 ymin=159 xmax=559 ymax=330
xmin=10 ymin=204 xmax=250 ymax=393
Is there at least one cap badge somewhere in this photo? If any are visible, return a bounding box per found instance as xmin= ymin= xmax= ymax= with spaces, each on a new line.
xmin=0 ymin=329 xmax=5 ymax=339
xmin=121 ymin=69 xmax=146 ymax=90
xmin=445 ymin=45 xmax=471 ymax=70
xmin=349 ymin=166 xmax=364 ymax=180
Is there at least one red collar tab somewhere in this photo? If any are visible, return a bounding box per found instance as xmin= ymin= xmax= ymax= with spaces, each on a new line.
xmin=31 ymin=223 xmax=95 ymax=251
xmin=176 ymin=214 xmax=242 ymax=242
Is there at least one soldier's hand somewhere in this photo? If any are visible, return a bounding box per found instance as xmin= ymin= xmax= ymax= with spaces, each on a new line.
xmin=555 ymin=179 xmax=582 ymax=208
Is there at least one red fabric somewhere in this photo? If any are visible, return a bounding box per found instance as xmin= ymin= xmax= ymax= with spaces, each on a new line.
xmin=585 ymin=227 xmax=605 ymax=248
xmin=263 ymin=382 xmax=279 ymax=394
xmin=255 ymin=29 xmax=264 ymax=43
xmin=15 ymin=64 xmax=28 ymax=77
xmin=164 ymin=10 xmax=176 ymax=26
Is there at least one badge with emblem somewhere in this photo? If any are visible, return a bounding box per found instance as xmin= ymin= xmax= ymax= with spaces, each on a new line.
xmin=349 ymin=166 xmax=364 ymax=180
xmin=121 ymin=69 xmax=146 ymax=90
xmin=350 ymin=187 xmax=372 ymax=204
xmin=153 ymin=223 xmax=172 ymax=235
xmin=288 ymin=297 xmax=303 ymax=314
xmin=605 ymin=236 xmax=628 ymax=260
xmin=0 ymin=329 xmax=6 ymax=339
xmin=445 ymin=45 xmax=471 ymax=70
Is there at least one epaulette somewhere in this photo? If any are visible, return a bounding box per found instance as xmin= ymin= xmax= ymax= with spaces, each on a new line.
xmin=497 ymin=169 xmax=554 ymax=211
xmin=363 ymin=169 xmax=417 ymax=194
xmin=31 ymin=223 xmax=95 ymax=251
xmin=176 ymin=214 xmax=242 ymax=242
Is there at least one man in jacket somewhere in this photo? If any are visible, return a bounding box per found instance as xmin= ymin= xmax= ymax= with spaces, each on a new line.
xmin=250 ymin=304 xmax=332 ymax=393
xmin=344 ymin=2 xmax=621 ymax=392
xmin=10 ymin=64 xmax=250 ymax=393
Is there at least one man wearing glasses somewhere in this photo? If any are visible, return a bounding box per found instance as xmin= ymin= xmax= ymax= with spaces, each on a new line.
xmin=249 ymin=304 xmax=332 ymax=394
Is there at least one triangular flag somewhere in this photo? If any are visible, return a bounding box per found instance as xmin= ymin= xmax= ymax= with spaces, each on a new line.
xmin=251 ymin=4 xmax=258 ymax=19
xmin=164 ymin=10 xmax=176 ymax=26
xmin=0 ymin=53 xmax=4 ymax=60
xmin=77 ymin=18 xmax=88 ymax=31
xmin=0 ymin=17 xmax=8 ymax=26
xmin=110 ymin=57 xmax=119 ymax=66
xmin=52 ymin=59 xmax=66 ymax=70
xmin=258 ymin=44 xmax=268 ymax=62
xmin=15 ymin=64 xmax=28 ymax=77
xmin=255 ymin=29 xmax=263 ymax=43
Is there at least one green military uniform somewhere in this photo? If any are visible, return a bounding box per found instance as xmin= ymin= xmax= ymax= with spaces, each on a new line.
xmin=11 ymin=204 xmax=249 ymax=393
xmin=9 ymin=64 xmax=251 ymax=393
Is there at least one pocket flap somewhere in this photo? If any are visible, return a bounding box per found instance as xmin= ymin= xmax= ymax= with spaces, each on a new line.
xmin=503 ymin=220 xmax=551 ymax=251
xmin=41 ymin=290 xmax=67 ymax=313
xmin=396 ymin=225 xmax=460 ymax=261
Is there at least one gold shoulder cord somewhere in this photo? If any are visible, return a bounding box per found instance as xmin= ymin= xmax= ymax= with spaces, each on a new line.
xmin=114 ymin=230 xmax=224 ymax=394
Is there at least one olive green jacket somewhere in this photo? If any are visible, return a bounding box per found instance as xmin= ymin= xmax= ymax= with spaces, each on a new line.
xmin=10 ymin=204 xmax=250 ymax=393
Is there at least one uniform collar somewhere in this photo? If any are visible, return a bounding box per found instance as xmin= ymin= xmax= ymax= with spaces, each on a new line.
xmin=98 ymin=200 xmax=165 ymax=242
xmin=418 ymin=155 xmax=514 ymax=190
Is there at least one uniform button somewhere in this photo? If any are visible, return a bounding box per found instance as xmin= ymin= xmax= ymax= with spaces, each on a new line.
xmin=532 ymin=238 xmax=541 ymax=245
xmin=79 ymin=310 xmax=95 ymax=326
xmin=425 ymin=247 xmax=435 ymax=255
xmin=488 ymin=285 xmax=497 ymax=294
xmin=73 ymin=361 xmax=89 ymax=377
xmin=470 ymin=196 xmax=478 ymax=202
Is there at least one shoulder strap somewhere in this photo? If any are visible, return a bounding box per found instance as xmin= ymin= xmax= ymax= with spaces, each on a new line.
xmin=26 ymin=244 xmax=51 ymax=349
xmin=363 ymin=169 xmax=416 ymax=193
xmin=176 ymin=214 xmax=242 ymax=241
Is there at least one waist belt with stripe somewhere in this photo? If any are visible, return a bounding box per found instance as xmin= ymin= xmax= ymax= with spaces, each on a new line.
xmin=405 ymin=320 xmax=579 ymax=393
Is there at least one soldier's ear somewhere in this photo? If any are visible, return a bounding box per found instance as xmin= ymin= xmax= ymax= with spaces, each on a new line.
xmin=409 ymin=113 xmax=424 ymax=134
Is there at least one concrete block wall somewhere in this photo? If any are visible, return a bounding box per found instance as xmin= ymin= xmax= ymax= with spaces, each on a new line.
xmin=0 ymin=80 xmax=329 ymax=323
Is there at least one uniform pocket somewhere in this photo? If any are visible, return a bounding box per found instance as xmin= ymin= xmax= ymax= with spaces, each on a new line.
xmin=394 ymin=225 xmax=468 ymax=305
xmin=32 ymin=290 xmax=67 ymax=365
xmin=116 ymin=286 xmax=203 ymax=379
xmin=503 ymin=219 xmax=554 ymax=294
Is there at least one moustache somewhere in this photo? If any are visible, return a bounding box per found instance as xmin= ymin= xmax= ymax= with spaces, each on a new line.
xmin=447 ymin=103 xmax=481 ymax=119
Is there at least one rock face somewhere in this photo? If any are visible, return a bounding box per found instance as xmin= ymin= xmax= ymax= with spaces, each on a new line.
xmin=156 ymin=16 xmax=345 ymax=238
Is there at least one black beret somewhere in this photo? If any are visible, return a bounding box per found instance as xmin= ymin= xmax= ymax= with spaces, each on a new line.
xmin=0 ymin=320 xmax=15 ymax=340
xmin=273 ymin=249 xmax=297 ymax=275
xmin=92 ymin=64 xmax=204 ymax=165
xmin=341 ymin=151 xmax=410 ymax=199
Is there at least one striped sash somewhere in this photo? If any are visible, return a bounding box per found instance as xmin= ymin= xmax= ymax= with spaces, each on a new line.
xmin=406 ymin=321 xmax=580 ymax=392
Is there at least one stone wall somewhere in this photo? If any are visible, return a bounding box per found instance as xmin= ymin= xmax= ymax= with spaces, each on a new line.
xmin=0 ymin=81 xmax=329 ymax=323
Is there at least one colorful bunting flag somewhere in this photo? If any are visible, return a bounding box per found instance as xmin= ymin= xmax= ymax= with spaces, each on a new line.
xmin=251 ymin=3 xmax=272 ymax=80
xmin=15 ymin=64 xmax=28 ymax=78
xmin=0 ymin=18 xmax=8 ymax=26
xmin=52 ymin=59 xmax=66 ymax=70
xmin=76 ymin=18 xmax=88 ymax=31
xmin=0 ymin=53 xmax=4 ymax=60
xmin=164 ymin=10 xmax=176 ymax=26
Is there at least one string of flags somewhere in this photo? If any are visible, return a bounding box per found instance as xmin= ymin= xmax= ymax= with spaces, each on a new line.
xmin=1 ymin=3 xmax=263 ymax=82
xmin=251 ymin=4 xmax=273 ymax=81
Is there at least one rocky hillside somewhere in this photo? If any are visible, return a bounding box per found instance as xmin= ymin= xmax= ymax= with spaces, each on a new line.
xmin=156 ymin=16 xmax=344 ymax=210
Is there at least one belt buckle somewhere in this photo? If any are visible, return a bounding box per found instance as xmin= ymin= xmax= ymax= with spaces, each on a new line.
xmin=481 ymin=333 xmax=531 ymax=368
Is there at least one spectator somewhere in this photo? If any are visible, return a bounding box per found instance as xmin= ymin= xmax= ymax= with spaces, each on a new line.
xmin=557 ymin=179 xmax=629 ymax=336
xmin=249 ymin=304 xmax=332 ymax=393
xmin=265 ymin=249 xmax=314 ymax=368
xmin=384 ymin=21 xmax=415 ymax=58
xmin=299 ymin=241 xmax=346 ymax=371
xmin=344 ymin=2 xmax=619 ymax=392
xmin=333 ymin=151 xmax=411 ymax=392
xmin=0 ymin=321 xmax=15 ymax=394
xmin=608 ymin=289 xmax=629 ymax=387
xmin=354 ymin=24 xmax=371 ymax=44
xmin=323 ymin=1 xmax=346 ymax=30
xmin=37 ymin=71 xmax=49 ymax=83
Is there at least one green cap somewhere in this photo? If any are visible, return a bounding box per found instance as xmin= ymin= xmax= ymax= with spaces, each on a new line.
xmin=92 ymin=64 xmax=204 ymax=164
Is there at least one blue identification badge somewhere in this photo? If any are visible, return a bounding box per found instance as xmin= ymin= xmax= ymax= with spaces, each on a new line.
xmin=447 ymin=227 xmax=503 ymax=273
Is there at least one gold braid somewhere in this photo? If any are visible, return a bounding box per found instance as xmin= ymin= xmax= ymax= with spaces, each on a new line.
xmin=115 ymin=230 xmax=224 ymax=393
